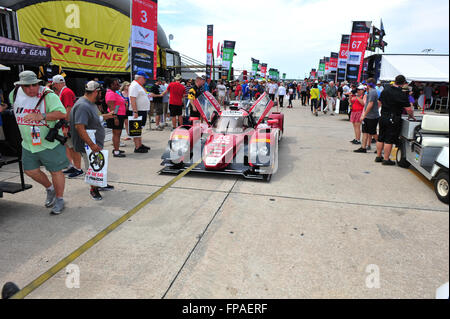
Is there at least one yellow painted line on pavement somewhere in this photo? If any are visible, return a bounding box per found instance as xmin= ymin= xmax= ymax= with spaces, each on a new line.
xmin=11 ymin=159 xmax=202 ymax=299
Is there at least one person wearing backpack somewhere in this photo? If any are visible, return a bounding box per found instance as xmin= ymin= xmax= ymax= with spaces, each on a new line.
xmin=9 ymin=71 xmax=69 ymax=215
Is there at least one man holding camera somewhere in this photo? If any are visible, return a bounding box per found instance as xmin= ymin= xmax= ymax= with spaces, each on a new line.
xmin=9 ymin=71 xmax=69 ymax=215
xmin=70 ymin=81 xmax=115 ymax=201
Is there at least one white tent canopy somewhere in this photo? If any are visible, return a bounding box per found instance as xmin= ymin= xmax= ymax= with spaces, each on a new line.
xmin=379 ymin=54 xmax=449 ymax=83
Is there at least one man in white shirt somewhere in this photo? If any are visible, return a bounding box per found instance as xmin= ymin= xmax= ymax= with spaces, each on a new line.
xmin=268 ymin=81 xmax=278 ymax=101
xmin=128 ymin=71 xmax=151 ymax=153
xmin=277 ymin=83 xmax=286 ymax=108
xmin=216 ymin=80 xmax=227 ymax=105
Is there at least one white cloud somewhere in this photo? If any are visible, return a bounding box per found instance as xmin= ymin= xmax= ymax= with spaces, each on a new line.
xmin=159 ymin=0 xmax=449 ymax=78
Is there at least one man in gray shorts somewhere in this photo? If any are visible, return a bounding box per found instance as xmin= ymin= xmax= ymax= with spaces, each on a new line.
xmin=70 ymin=81 xmax=115 ymax=201
xmin=354 ymin=78 xmax=381 ymax=153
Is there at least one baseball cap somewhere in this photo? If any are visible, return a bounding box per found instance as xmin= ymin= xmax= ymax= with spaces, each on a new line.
xmin=52 ymin=74 xmax=65 ymax=84
xmin=136 ymin=71 xmax=150 ymax=79
xmin=357 ymin=85 xmax=365 ymax=90
xmin=85 ymin=81 xmax=101 ymax=92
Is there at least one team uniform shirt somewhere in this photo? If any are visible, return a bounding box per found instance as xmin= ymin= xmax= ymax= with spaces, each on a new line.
xmin=188 ymin=85 xmax=204 ymax=117
xmin=379 ymin=86 xmax=410 ymax=116
xmin=167 ymin=82 xmax=185 ymax=106
xmin=105 ymin=89 xmax=126 ymax=116
xmin=9 ymin=86 xmax=66 ymax=153
xmin=128 ymin=80 xmax=150 ymax=111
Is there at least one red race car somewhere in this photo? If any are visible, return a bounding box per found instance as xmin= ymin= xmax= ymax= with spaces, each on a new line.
xmin=160 ymin=92 xmax=284 ymax=181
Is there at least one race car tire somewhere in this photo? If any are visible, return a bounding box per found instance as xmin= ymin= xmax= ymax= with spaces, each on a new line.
xmin=434 ymin=171 xmax=449 ymax=204
xmin=396 ymin=144 xmax=410 ymax=168
xmin=263 ymin=140 xmax=279 ymax=183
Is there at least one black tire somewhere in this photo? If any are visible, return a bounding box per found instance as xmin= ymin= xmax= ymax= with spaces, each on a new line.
xmin=396 ymin=144 xmax=410 ymax=168
xmin=263 ymin=174 xmax=272 ymax=182
xmin=434 ymin=171 xmax=449 ymax=204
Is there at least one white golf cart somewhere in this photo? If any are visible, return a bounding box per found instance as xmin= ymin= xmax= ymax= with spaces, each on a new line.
xmin=396 ymin=114 xmax=449 ymax=204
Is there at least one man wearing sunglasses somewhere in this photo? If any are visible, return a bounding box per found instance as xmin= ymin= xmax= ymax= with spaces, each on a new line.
xmin=9 ymin=71 xmax=69 ymax=215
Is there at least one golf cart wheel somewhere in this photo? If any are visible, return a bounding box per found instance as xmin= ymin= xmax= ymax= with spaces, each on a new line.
xmin=434 ymin=171 xmax=449 ymax=204
xmin=396 ymin=144 xmax=410 ymax=168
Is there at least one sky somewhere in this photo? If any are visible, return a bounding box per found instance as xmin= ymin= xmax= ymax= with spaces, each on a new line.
xmin=158 ymin=0 xmax=449 ymax=79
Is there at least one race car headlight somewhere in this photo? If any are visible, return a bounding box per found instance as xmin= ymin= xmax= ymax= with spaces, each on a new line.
xmin=170 ymin=139 xmax=189 ymax=154
xmin=249 ymin=143 xmax=270 ymax=164
xmin=258 ymin=146 xmax=269 ymax=157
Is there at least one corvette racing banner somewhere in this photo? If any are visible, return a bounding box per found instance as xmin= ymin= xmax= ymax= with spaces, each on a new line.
xmin=131 ymin=0 xmax=158 ymax=80
xmin=346 ymin=21 xmax=371 ymax=83
xmin=206 ymin=25 xmax=214 ymax=80
xmin=222 ymin=40 xmax=236 ymax=80
xmin=16 ymin=1 xmax=130 ymax=73
xmin=337 ymin=34 xmax=350 ymax=82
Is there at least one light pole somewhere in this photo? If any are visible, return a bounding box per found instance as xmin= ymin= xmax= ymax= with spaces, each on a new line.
xmin=169 ymin=34 xmax=174 ymax=48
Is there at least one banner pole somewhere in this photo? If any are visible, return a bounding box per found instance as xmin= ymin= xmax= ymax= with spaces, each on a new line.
xmin=129 ymin=0 xmax=133 ymax=82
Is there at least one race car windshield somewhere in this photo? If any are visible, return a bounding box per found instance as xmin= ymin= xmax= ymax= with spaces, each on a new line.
xmin=214 ymin=116 xmax=245 ymax=134
xmin=238 ymin=100 xmax=254 ymax=111
xmin=196 ymin=94 xmax=219 ymax=123
xmin=250 ymin=95 xmax=271 ymax=121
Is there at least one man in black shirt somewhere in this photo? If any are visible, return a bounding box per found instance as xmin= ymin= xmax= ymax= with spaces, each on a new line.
xmin=376 ymin=75 xmax=416 ymax=165
xmin=150 ymin=79 xmax=164 ymax=130
xmin=188 ymin=77 xmax=205 ymax=119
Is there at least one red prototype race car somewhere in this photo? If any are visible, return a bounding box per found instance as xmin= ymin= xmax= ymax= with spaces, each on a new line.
xmin=160 ymin=92 xmax=284 ymax=181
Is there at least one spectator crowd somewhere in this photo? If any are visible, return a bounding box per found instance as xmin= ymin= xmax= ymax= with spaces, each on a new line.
xmin=1 ymin=68 xmax=448 ymax=215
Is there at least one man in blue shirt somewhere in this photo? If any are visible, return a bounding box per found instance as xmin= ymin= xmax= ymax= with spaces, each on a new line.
xmin=241 ymin=81 xmax=250 ymax=100
xmin=204 ymin=78 xmax=210 ymax=93
xmin=250 ymin=80 xmax=260 ymax=100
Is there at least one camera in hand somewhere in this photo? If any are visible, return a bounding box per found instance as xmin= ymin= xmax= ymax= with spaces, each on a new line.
xmin=45 ymin=120 xmax=67 ymax=145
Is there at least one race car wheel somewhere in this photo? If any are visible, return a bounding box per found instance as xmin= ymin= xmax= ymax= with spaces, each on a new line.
xmin=396 ymin=144 xmax=410 ymax=168
xmin=434 ymin=171 xmax=449 ymax=204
